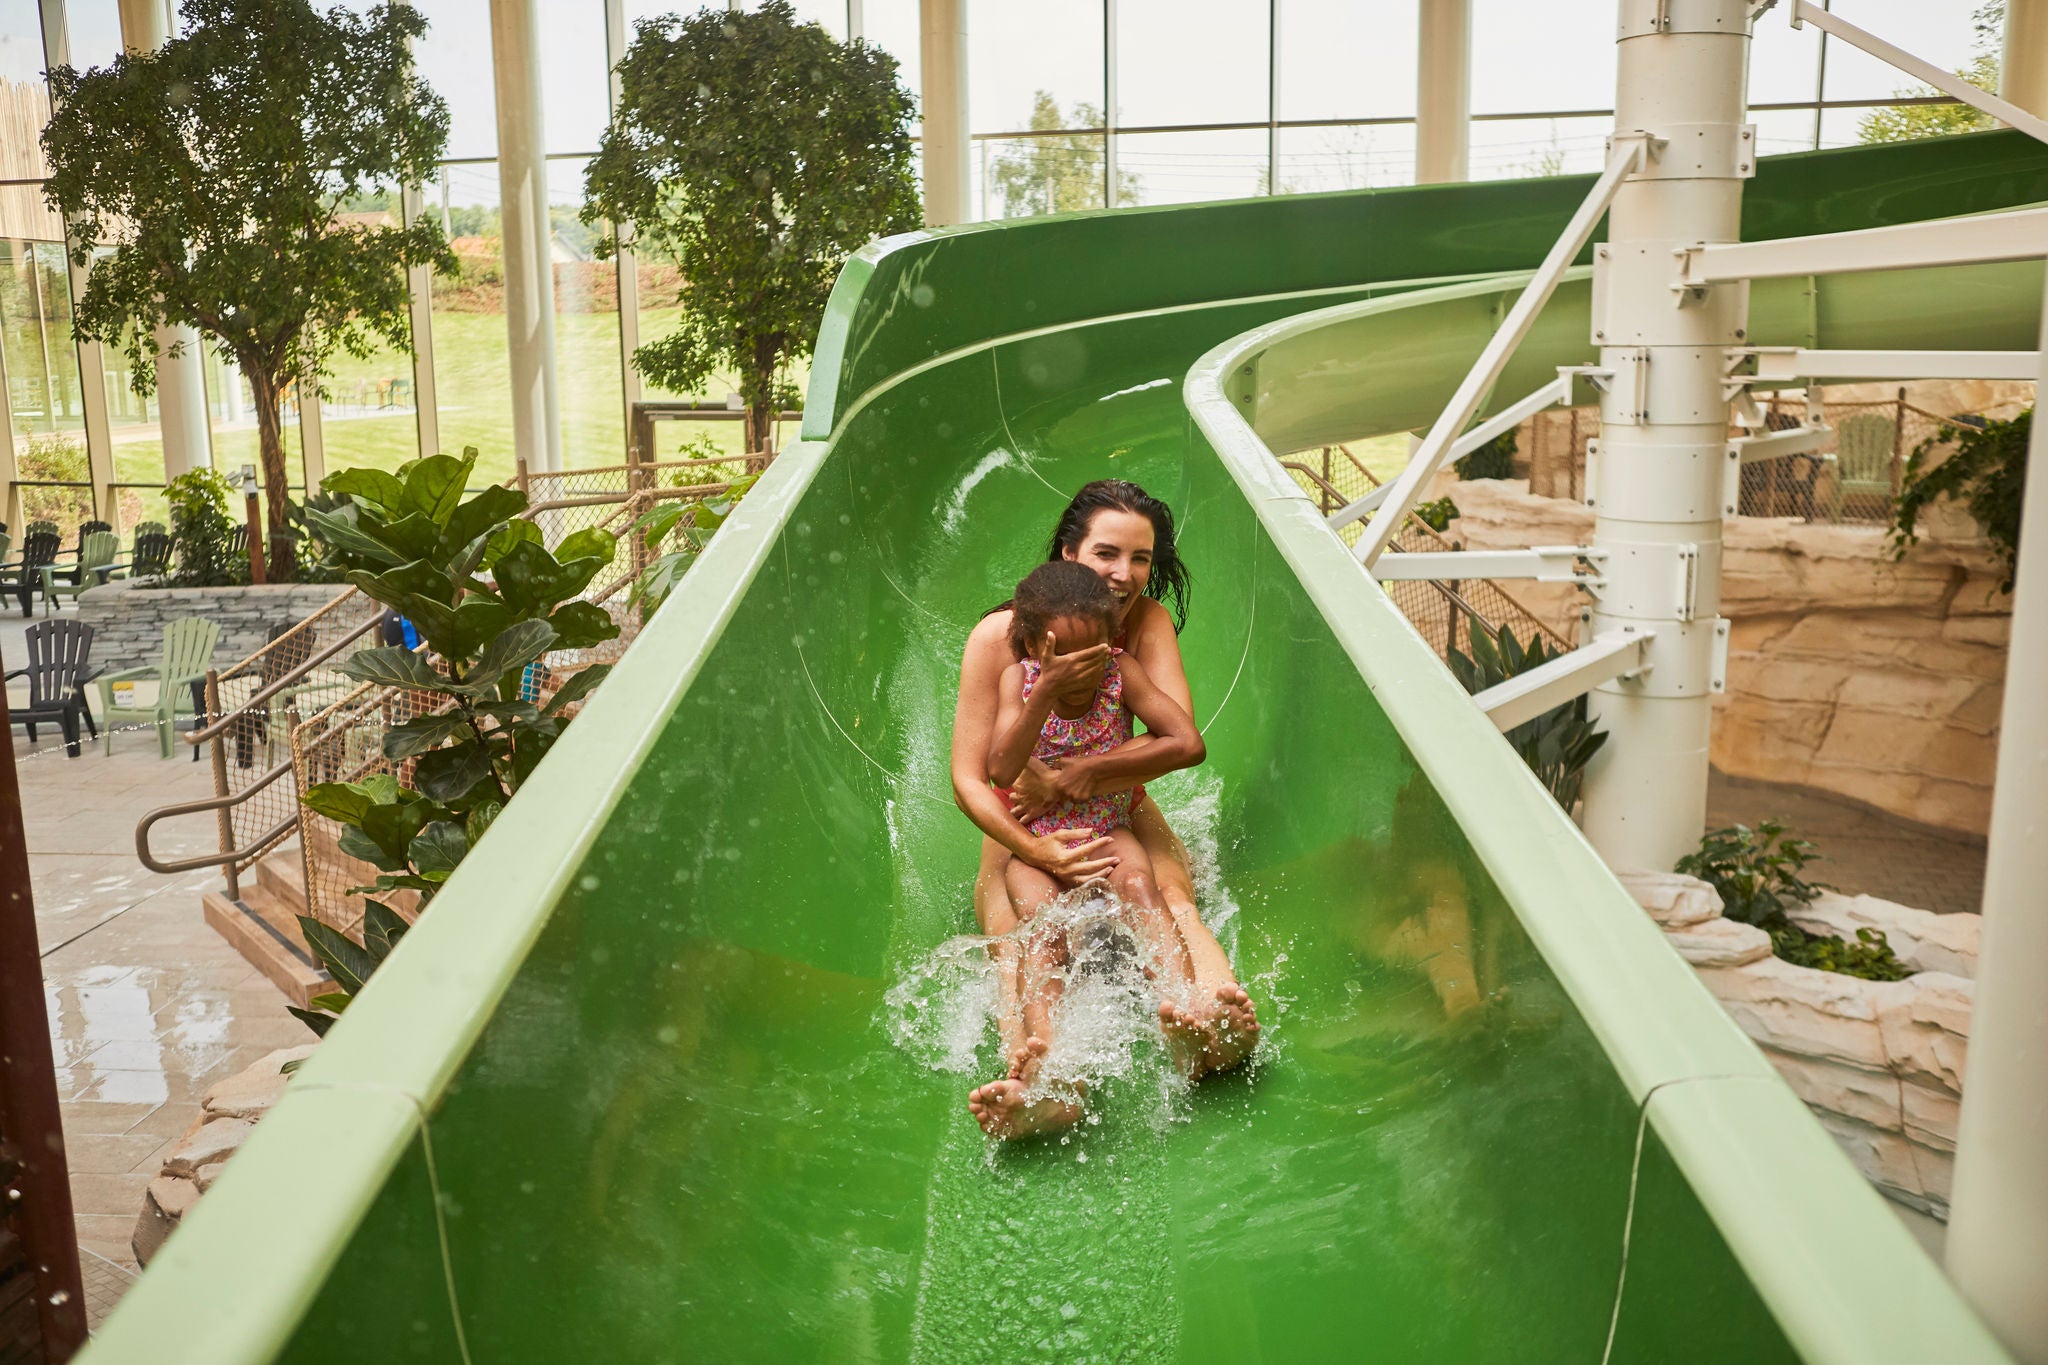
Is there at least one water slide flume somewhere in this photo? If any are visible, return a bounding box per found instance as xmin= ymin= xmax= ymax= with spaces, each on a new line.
xmin=83 ymin=131 xmax=2047 ymax=1363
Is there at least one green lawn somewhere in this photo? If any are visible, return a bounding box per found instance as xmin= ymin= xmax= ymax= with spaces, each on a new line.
xmin=107 ymin=306 xmax=807 ymax=499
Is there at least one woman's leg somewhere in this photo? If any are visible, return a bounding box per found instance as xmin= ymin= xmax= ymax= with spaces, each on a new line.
xmin=1127 ymin=796 xmax=1261 ymax=1073
xmin=1101 ymin=826 xmax=1194 ymax=989
xmin=973 ymin=837 xmax=1026 ymax=1059
xmin=968 ymin=855 xmax=1083 ymax=1139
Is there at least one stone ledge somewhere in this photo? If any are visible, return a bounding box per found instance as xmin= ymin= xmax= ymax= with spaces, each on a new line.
xmin=77 ymin=579 xmax=348 ymax=672
xmin=1623 ymin=870 xmax=1975 ymax=1217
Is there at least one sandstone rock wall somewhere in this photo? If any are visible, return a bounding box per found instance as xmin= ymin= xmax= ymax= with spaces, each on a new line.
xmin=1445 ymin=480 xmax=2008 ymax=836
xmin=1620 ymin=872 xmax=1972 ymax=1218
xmin=77 ymin=580 xmax=349 ymax=673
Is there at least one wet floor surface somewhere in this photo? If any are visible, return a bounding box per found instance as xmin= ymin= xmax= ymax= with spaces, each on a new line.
xmin=10 ymin=608 xmax=307 ymax=1324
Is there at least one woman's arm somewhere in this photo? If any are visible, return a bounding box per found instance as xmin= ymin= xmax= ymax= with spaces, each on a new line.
xmin=1115 ymin=654 xmax=1205 ymax=775
xmin=987 ymin=659 xmax=1052 ymax=787
xmin=950 ymin=614 xmax=1119 ymax=881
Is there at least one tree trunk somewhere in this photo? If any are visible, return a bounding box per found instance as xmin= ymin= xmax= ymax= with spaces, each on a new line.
xmin=246 ymin=367 xmax=297 ymax=582
xmin=744 ymin=334 xmax=779 ymax=461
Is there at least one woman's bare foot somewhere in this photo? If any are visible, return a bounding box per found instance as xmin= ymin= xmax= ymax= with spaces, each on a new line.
xmin=967 ymin=1039 xmax=1083 ymax=1139
xmin=1157 ymin=1000 xmax=1210 ymax=1080
xmin=1196 ymin=983 xmax=1261 ymax=1076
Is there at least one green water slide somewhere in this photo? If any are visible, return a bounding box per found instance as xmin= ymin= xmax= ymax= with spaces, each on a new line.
xmin=89 ymin=132 xmax=2047 ymax=1363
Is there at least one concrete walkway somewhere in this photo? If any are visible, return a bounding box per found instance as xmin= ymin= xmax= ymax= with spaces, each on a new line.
xmin=7 ymin=607 xmax=304 ymax=1329
xmin=1707 ymin=769 xmax=1986 ymax=915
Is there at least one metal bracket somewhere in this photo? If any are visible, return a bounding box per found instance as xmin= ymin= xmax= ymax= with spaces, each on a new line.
xmin=1475 ymin=628 xmax=1655 ymax=731
xmin=1710 ymin=616 xmax=1731 ymax=693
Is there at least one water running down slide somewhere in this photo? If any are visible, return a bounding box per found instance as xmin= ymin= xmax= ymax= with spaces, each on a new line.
xmin=89 ymin=132 xmax=2048 ymax=1363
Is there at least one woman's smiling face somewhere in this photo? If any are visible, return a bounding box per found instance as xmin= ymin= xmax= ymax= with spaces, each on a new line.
xmin=1062 ymin=509 xmax=1154 ymax=627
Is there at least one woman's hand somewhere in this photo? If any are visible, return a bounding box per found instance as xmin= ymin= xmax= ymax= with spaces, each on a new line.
xmin=1026 ymin=828 xmax=1119 ymax=886
xmin=1010 ymin=760 xmax=1086 ymax=824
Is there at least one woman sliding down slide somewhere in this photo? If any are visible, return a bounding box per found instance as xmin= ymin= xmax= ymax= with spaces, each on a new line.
xmin=950 ymin=480 xmax=1260 ymax=1139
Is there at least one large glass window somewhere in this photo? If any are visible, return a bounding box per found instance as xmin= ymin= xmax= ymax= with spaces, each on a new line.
xmin=1468 ymin=114 xmax=1611 ymax=181
xmin=1116 ymin=0 xmax=1269 ymax=129
xmin=429 ymin=160 xmax=516 ymax=482
xmin=971 ymin=0 xmax=1101 ymax=133
xmin=1119 ymin=128 xmax=1268 ymax=206
xmin=1277 ymin=0 xmax=1417 ymax=123
xmin=548 ymin=156 xmax=624 ymax=468
xmin=1821 ymin=1 xmax=1980 ymax=104
xmin=1276 ymin=122 xmax=1415 ymax=194
xmin=412 ymin=0 xmax=499 ymax=161
xmin=1470 ymin=0 xmax=1614 ymax=116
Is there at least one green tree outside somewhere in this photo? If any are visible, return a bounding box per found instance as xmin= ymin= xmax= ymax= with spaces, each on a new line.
xmin=1858 ymin=2 xmax=2004 ymax=144
xmin=989 ymin=92 xmax=1138 ymax=217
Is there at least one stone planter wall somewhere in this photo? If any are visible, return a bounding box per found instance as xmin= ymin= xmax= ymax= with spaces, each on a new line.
xmin=77 ymin=579 xmax=349 ymax=674
xmin=1446 ymin=480 xmax=2009 ymax=837
xmin=1622 ymin=871 xmax=1975 ymax=1218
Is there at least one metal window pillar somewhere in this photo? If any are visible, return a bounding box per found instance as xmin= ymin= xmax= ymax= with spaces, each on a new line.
xmin=399 ymin=182 xmax=439 ymax=460
xmin=1946 ymin=271 xmax=2048 ymax=1365
xmin=490 ymin=0 xmax=563 ymax=472
xmin=918 ymin=0 xmax=969 ymax=226
xmin=1576 ymin=0 xmax=1754 ymax=872
xmin=1103 ymin=0 xmax=1118 ymax=208
xmin=1415 ymin=0 xmax=1470 ymax=184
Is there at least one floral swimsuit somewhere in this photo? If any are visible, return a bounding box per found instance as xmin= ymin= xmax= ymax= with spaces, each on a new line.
xmin=1018 ymin=650 xmax=1136 ymax=839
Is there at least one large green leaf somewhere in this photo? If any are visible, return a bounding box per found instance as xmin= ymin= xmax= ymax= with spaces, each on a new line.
xmin=371 ymin=509 xmax=444 ymax=562
xmin=302 ymin=780 xmax=379 ymax=826
xmin=547 ymin=600 xmax=621 ymax=649
xmin=414 ymin=741 xmax=496 ymax=804
xmin=541 ymin=663 xmax=611 ymax=717
xmin=401 ymin=453 xmax=474 ymax=526
xmin=306 ymin=991 xmax=353 ymax=1014
xmin=298 ymin=916 xmax=376 ymax=995
xmin=477 ymin=519 xmax=544 ymax=573
xmin=301 ymin=504 xmax=406 ymax=568
xmin=462 ymin=618 xmax=556 ymax=692
xmin=342 ymin=647 xmax=447 ymax=692
xmin=323 ymin=466 xmax=407 ymax=511
xmin=553 ymin=526 xmax=616 ymax=568
xmin=346 ymin=560 xmax=457 ymax=612
xmin=287 ymin=1006 xmax=338 ymax=1038
xmin=440 ymin=484 xmax=528 ymax=559
xmin=360 ymin=796 xmax=442 ymax=865
xmin=491 ymin=539 xmax=605 ymax=614
xmin=381 ymin=712 xmax=467 ymax=762
xmin=408 ymin=821 xmax=469 ymax=881
xmin=465 ymin=800 xmax=502 ymax=846
xmin=361 ymin=899 xmax=411 ymax=961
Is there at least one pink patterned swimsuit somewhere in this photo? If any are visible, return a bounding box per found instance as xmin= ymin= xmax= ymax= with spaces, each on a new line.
xmin=1019 ymin=650 xmax=1135 ymax=839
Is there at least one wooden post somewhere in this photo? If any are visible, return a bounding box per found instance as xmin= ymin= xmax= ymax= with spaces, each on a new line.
xmin=0 ymin=684 xmax=90 ymax=1361
xmin=206 ymin=670 xmax=238 ymax=899
xmin=244 ymin=487 xmax=265 ymax=586
xmin=1890 ymin=384 xmax=1907 ymax=498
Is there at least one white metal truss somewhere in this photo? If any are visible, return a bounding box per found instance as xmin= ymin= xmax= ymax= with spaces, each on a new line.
xmin=1371 ymin=545 xmax=1606 ymax=589
xmin=1778 ymin=0 xmax=2048 ymax=147
xmin=1326 ymin=371 xmax=1579 ymax=532
xmin=1475 ymin=629 xmax=1654 ymax=732
xmin=1741 ymin=347 xmax=2042 ymax=383
xmin=1353 ymin=137 xmax=1649 ymax=567
xmin=1676 ymin=207 xmax=2048 ymax=291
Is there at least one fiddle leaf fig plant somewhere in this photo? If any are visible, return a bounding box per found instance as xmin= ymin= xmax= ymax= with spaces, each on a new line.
xmin=295 ymin=449 xmax=617 ymax=1005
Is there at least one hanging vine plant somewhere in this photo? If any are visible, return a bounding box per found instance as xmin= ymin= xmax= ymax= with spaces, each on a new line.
xmin=1887 ymin=408 xmax=2030 ymax=592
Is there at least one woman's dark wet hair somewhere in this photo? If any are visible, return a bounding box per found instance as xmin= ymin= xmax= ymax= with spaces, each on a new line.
xmin=1008 ymin=560 xmax=1119 ymax=660
xmin=1046 ymin=479 xmax=1190 ymax=631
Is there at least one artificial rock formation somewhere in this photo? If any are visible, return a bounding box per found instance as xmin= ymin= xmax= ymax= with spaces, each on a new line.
xmin=1446 ymin=480 xmax=2009 ymax=836
xmin=1618 ymin=871 xmax=1972 ymax=1217
xmin=131 ymin=1044 xmax=314 ymax=1266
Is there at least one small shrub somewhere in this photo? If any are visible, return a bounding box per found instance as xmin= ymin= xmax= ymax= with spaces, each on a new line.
xmin=1676 ymin=821 xmax=1909 ymax=981
xmin=1447 ymin=623 xmax=1606 ymax=809
xmin=165 ymin=468 xmax=249 ymax=587
xmin=1453 ymin=427 xmax=1515 ymax=481
xmin=1413 ymin=496 xmax=1459 ymax=532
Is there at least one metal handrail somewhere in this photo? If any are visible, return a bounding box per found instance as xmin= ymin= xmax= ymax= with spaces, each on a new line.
xmin=135 ymin=757 xmax=295 ymax=874
xmin=186 ymin=617 xmax=380 ymax=744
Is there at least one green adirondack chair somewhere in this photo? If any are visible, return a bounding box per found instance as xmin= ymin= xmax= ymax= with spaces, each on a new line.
xmin=1829 ymin=412 xmax=1898 ymax=520
xmin=40 ymin=529 xmax=120 ymax=614
xmin=97 ymin=616 xmax=221 ymax=758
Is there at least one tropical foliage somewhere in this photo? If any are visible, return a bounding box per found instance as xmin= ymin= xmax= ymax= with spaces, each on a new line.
xmin=1676 ymin=821 xmax=1908 ymax=982
xmin=1888 ymin=408 xmax=2030 ymax=592
xmin=1446 ymin=623 xmax=1607 ymax=809
xmin=289 ymin=450 xmax=618 ymax=1034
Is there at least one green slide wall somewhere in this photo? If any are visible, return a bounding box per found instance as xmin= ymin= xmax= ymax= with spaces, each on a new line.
xmin=84 ymin=132 xmax=2047 ymax=1363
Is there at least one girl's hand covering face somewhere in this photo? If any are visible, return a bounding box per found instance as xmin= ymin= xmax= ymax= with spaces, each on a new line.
xmin=1032 ymin=630 xmax=1110 ymax=696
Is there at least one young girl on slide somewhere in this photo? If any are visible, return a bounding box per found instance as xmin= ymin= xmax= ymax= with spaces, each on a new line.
xmin=967 ymin=561 xmax=1214 ymax=1137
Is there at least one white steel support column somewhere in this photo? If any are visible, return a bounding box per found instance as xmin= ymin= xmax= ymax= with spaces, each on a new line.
xmin=2004 ymin=0 xmax=2048 ymax=120
xmin=1415 ymin=0 xmax=1470 ymax=184
xmin=1946 ymin=275 xmax=2048 ymax=1365
xmin=399 ymin=183 xmax=439 ymax=459
xmin=117 ymin=0 xmax=210 ymax=482
xmin=490 ymin=0 xmax=562 ymax=472
xmin=1578 ymin=0 xmax=1754 ymax=871
xmin=919 ymin=0 xmax=969 ymax=226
